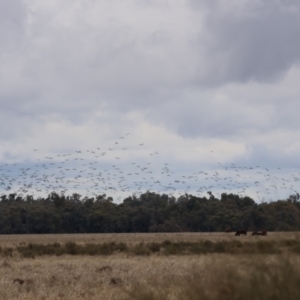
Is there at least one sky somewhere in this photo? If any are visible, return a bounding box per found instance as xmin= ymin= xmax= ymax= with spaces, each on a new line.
xmin=1 ymin=0 xmax=300 ymax=202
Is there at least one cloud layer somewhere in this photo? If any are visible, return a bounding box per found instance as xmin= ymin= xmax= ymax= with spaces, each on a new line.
xmin=1 ymin=0 xmax=300 ymax=200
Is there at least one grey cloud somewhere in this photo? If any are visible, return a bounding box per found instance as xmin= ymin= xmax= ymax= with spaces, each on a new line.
xmin=0 ymin=111 xmax=35 ymax=141
xmin=0 ymin=0 xmax=300 ymax=146
xmin=143 ymin=94 xmax=266 ymax=139
xmin=243 ymin=144 xmax=300 ymax=170
xmin=1 ymin=0 xmax=197 ymax=123
xmin=193 ymin=0 xmax=300 ymax=86
xmin=0 ymin=0 xmax=26 ymax=47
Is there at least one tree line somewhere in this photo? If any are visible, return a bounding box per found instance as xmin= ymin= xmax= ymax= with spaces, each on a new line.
xmin=0 ymin=192 xmax=300 ymax=234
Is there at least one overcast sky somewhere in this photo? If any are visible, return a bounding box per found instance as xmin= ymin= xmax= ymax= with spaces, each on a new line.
xmin=1 ymin=0 xmax=300 ymax=201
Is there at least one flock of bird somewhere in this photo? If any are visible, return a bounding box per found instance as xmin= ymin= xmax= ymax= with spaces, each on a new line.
xmin=0 ymin=133 xmax=299 ymax=202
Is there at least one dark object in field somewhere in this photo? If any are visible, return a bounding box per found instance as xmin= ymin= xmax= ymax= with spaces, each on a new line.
xmin=13 ymin=278 xmax=25 ymax=285
xmin=235 ymin=229 xmax=247 ymax=236
xmin=110 ymin=277 xmax=122 ymax=285
xmin=225 ymin=227 xmax=232 ymax=233
xmin=261 ymin=230 xmax=267 ymax=236
xmin=252 ymin=231 xmax=259 ymax=236
xmin=97 ymin=265 xmax=112 ymax=272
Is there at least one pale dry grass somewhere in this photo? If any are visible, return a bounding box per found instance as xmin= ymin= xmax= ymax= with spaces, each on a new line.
xmin=1 ymin=254 xmax=299 ymax=300
xmin=0 ymin=254 xmax=215 ymax=299
xmin=0 ymin=233 xmax=300 ymax=299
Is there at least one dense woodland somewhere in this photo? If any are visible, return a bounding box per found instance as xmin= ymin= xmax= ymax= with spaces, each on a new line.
xmin=0 ymin=192 xmax=300 ymax=234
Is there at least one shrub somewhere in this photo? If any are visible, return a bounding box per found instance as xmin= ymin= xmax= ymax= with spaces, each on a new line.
xmin=148 ymin=243 xmax=161 ymax=253
xmin=2 ymin=247 xmax=13 ymax=257
xmin=65 ymin=242 xmax=78 ymax=255
xmin=133 ymin=243 xmax=151 ymax=256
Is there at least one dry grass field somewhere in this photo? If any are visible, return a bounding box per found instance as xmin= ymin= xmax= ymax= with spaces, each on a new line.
xmin=0 ymin=232 xmax=300 ymax=299
xmin=0 ymin=231 xmax=299 ymax=247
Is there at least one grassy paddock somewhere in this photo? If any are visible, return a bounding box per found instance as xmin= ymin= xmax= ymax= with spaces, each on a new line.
xmin=0 ymin=231 xmax=299 ymax=247
xmin=5 ymin=239 xmax=300 ymax=257
xmin=0 ymin=255 xmax=300 ymax=299
xmin=125 ymin=256 xmax=300 ymax=300
xmin=0 ymin=233 xmax=300 ymax=299
xmin=0 ymin=232 xmax=299 ymax=257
